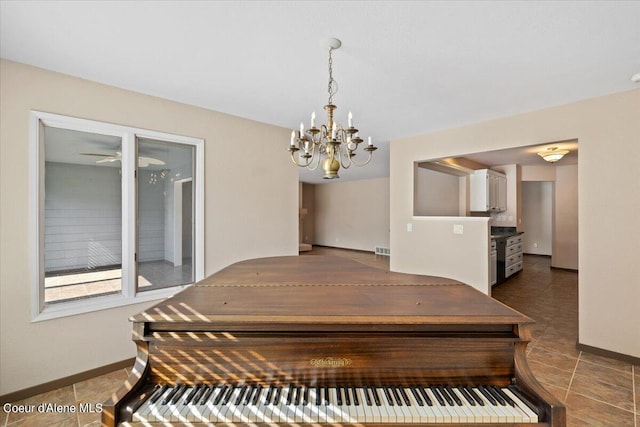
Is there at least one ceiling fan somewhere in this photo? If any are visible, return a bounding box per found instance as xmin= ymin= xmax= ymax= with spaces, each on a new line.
xmin=80 ymin=151 xmax=165 ymax=167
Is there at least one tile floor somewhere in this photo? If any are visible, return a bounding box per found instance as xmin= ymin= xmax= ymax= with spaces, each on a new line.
xmin=43 ymin=259 xmax=193 ymax=303
xmin=2 ymin=248 xmax=637 ymax=426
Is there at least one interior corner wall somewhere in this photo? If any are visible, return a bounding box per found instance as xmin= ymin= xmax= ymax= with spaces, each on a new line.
xmin=390 ymin=89 xmax=640 ymax=359
xmin=0 ymin=59 xmax=299 ymax=395
xmin=553 ymin=164 xmax=578 ymax=269
xmin=314 ymin=177 xmax=390 ymax=252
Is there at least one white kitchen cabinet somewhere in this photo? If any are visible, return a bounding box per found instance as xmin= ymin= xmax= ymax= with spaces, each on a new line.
xmin=505 ymin=234 xmax=524 ymax=277
xmin=470 ymin=169 xmax=507 ymax=212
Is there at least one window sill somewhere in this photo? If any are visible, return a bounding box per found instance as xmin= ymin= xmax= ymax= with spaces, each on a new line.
xmin=31 ymin=285 xmax=190 ymax=322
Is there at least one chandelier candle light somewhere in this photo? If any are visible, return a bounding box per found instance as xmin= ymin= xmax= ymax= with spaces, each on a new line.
xmin=288 ymin=38 xmax=377 ymax=179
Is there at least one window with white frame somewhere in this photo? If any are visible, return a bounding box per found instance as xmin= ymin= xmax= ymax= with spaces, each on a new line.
xmin=30 ymin=111 xmax=204 ymax=321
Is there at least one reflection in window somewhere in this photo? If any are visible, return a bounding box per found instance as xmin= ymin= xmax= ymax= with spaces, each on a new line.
xmin=137 ymin=138 xmax=195 ymax=291
xmin=44 ymin=126 xmax=123 ymax=303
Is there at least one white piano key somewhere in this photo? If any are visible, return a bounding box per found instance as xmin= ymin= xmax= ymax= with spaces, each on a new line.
xmin=394 ymin=388 xmax=413 ymax=423
xmin=473 ymin=387 xmax=504 ymax=423
xmin=425 ymin=387 xmax=453 ymax=423
xmin=450 ymin=387 xmax=477 ymax=423
xmin=131 ymin=382 xmax=544 ymax=425
xmin=402 ymin=387 xmax=424 ymax=423
xmin=503 ymin=387 xmax=539 ymax=423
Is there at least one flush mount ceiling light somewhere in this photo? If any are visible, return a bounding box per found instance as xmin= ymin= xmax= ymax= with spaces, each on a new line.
xmin=537 ymin=147 xmax=569 ymax=163
xmin=288 ymin=37 xmax=377 ymax=179
xmin=631 ymin=72 xmax=640 ymax=83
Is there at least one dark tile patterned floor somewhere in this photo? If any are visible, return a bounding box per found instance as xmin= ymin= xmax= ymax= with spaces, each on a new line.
xmin=2 ymin=249 xmax=637 ymax=426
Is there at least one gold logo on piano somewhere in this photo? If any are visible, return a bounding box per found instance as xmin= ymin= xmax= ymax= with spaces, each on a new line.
xmin=310 ymin=357 xmax=352 ymax=368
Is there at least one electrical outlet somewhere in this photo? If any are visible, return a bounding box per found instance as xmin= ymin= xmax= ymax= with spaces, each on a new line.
xmin=407 ymin=223 xmax=413 ymax=232
xmin=453 ymin=224 xmax=464 ymax=235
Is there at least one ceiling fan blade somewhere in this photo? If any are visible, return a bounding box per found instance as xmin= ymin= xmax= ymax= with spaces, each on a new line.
xmin=80 ymin=153 xmax=114 ymax=157
xmin=140 ymin=156 xmax=165 ymax=165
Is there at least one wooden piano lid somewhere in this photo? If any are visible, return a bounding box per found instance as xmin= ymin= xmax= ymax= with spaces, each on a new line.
xmin=131 ymin=256 xmax=532 ymax=330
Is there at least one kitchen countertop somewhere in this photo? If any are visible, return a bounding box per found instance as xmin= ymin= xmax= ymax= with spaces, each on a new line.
xmin=491 ymin=231 xmax=524 ymax=240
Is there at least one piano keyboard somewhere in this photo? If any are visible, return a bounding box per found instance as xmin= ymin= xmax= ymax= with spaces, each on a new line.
xmin=131 ymin=384 xmax=539 ymax=424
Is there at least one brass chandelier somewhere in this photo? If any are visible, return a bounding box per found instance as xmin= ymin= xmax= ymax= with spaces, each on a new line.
xmin=288 ymin=38 xmax=376 ymax=179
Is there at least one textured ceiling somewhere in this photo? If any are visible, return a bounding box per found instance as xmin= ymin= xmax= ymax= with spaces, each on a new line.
xmin=1 ymin=1 xmax=638 ymax=182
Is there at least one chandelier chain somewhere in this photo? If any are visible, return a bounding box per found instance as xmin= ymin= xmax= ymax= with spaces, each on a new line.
xmin=327 ymin=48 xmax=337 ymax=105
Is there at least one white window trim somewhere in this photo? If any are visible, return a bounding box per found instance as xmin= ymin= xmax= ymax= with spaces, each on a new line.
xmin=30 ymin=111 xmax=205 ymax=322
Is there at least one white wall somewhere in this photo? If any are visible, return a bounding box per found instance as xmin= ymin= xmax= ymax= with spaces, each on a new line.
xmin=414 ymin=166 xmax=461 ymax=216
xmin=391 ymin=89 xmax=640 ymax=358
xmin=404 ymin=217 xmax=491 ymax=294
xmin=0 ymin=59 xmax=299 ymax=395
xmin=44 ymin=162 xmax=122 ymax=272
xmin=314 ymin=177 xmax=390 ymax=251
xmin=521 ymin=182 xmax=553 ymax=255
xmin=554 ymin=164 xmax=578 ymax=269
xmin=138 ymin=169 xmax=166 ymax=262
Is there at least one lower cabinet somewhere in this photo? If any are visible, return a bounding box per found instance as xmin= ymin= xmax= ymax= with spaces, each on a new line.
xmin=505 ymin=235 xmax=523 ymax=278
xmin=495 ymin=234 xmax=523 ymax=285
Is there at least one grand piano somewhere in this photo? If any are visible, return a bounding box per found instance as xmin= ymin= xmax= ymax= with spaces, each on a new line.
xmin=102 ymin=255 xmax=565 ymax=426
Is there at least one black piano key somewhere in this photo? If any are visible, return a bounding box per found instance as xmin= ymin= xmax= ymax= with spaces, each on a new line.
xmin=323 ymin=387 xmax=330 ymax=405
xmin=370 ymin=387 xmax=381 ymax=406
xmin=315 ymin=386 xmax=321 ymax=406
xmin=222 ymin=385 xmax=235 ymax=405
xmin=464 ymin=386 xmax=484 ymax=406
xmin=492 ymin=386 xmax=515 ymax=407
xmin=234 ymin=384 xmax=247 ymax=406
xmin=445 ymin=385 xmax=463 ymax=406
xmin=399 ymin=387 xmax=411 ymax=406
xmin=162 ymin=386 xmax=179 ymax=405
xmin=391 ymin=387 xmax=403 ymax=406
xmin=383 ymin=387 xmax=395 ymax=406
xmin=252 ymin=385 xmax=263 ymax=405
xmin=336 ymin=387 xmax=343 ymax=406
xmin=183 ymin=385 xmax=199 ymax=405
xmin=507 ymin=385 xmax=540 ymax=416
xmin=429 ymin=387 xmax=446 ymax=406
xmin=202 ymin=385 xmax=219 ymax=405
xmin=478 ymin=386 xmax=497 ymax=406
xmin=410 ymin=387 xmax=424 ymax=406
xmin=303 ymin=386 xmax=310 ymax=406
xmin=274 ymin=386 xmax=282 ymax=405
xmin=417 ymin=386 xmax=433 ymax=406
xmin=212 ymin=385 xmax=227 ymax=405
xmin=190 ymin=385 xmax=206 ymax=405
xmin=171 ymin=384 xmax=188 ymax=404
xmin=436 ymin=386 xmax=453 ymax=406
xmin=343 ymin=386 xmax=351 ymax=406
xmin=352 ymin=387 xmax=360 ymax=406
xmin=457 ymin=386 xmax=476 ymax=406
xmin=293 ymin=386 xmax=301 ymax=406
xmin=265 ymin=385 xmax=275 ymax=405
xmin=487 ymin=386 xmax=506 ymax=406
xmin=286 ymin=385 xmax=294 ymax=405
xmin=363 ymin=387 xmax=372 ymax=406
xmin=149 ymin=385 xmax=167 ymax=404
xmin=243 ymin=385 xmax=255 ymax=405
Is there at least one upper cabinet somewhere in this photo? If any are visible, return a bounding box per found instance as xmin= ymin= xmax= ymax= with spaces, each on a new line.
xmin=470 ymin=169 xmax=507 ymax=212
